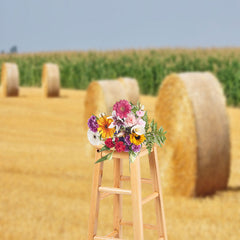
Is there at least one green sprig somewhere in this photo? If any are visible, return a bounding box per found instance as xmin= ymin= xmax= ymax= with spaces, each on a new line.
xmin=95 ymin=151 xmax=113 ymax=164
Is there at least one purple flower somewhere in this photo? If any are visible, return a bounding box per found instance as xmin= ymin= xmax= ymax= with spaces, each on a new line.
xmin=125 ymin=135 xmax=131 ymax=146
xmin=131 ymin=144 xmax=141 ymax=153
xmin=88 ymin=115 xmax=99 ymax=132
xmin=124 ymin=145 xmax=130 ymax=152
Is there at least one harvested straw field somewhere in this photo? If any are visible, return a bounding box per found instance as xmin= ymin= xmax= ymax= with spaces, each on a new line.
xmin=0 ymin=87 xmax=240 ymax=240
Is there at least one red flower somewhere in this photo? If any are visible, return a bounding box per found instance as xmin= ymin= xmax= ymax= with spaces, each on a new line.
xmin=115 ymin=141 xmax=125 ymax=152
xmin=105 ymin=138 xmax=115 ymax=148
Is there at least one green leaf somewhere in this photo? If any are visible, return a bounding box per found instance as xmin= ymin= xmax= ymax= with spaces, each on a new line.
xmin=95 ymin=152 xmax=113 ymax=164
xmin=98 ymin=145 xmax=110 ymax=152
xmin=147 ymin=144 xmax=153 ymax=154
xmin=143 ymin=112 xmax=149 ymax=132
xmin=150 ymin=119 xmax=154 ymax=130
xmin=129 ymin=151 xmax=138 ymax=163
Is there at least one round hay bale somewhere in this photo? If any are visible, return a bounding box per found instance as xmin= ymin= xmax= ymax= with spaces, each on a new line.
xmin=84 ymin=80 xmax=128 ymax=158
xmin=42 ymin=63 xmax=60 ymax=97
xmin=1 ymin=62 xmax=19 ymax=97
xmin=118 ymin=77 xmax=140 ymax=104
xmin=85 ymin=80 xmax=128 ymax=122
xmin=155 ymin=72 xmax=230 ymax=197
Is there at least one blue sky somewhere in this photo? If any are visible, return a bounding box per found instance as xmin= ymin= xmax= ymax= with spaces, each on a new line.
xmin=1 ymin=0 xmax=240 ymax=53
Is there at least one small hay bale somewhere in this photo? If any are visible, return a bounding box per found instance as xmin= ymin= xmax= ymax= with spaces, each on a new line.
xmin=42 ymin=63 xmax=60 ymax=97
xmin=155 ymin=72 xmax=230 ymax=197
xmin=118 ymin=77 xmax=140 ymax=104
xmin=85 ymin=80 xmax=127 ymax=122
xmin=1 ymin=62 xmax=19 ymax=97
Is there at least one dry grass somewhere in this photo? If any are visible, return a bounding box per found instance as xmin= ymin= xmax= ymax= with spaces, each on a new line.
xmin=155 ymin=72 xmax=230 ymax=196
xmin=118 ymin=77 xmax=140 ymax=105
xmin=42 ymin=63 xmax=60 ymax=97
xmin=0 ymin=88 xmax=239 ymax=240
xmin=1 ymin=63 xmax=19 ymax=97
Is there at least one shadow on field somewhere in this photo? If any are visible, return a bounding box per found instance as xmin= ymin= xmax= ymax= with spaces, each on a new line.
xmin=59 ymin=95 xmax=68 ymax=98
xmin=16 ymin=94 xmax=68 ymax=98
xmin=226 ymin=186 xmax=240 ymax=192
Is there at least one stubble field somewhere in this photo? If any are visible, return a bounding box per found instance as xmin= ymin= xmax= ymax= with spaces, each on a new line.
xmin=0 ymin=87 xmax=239 ymax=240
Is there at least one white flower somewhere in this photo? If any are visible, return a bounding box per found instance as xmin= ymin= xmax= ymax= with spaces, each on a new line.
xmin=131 ymin=125 xmax=145 ymax=135
xmin=108 ymin=122 xmax=115 ymax=129
xmin=98 ymin=113 xmax=105 ymax=118
xmin=137 ymin=118 xmax=146 ymax=127
xmin=125 ymin=112 xmax=137 ymax=127
xmin=116 ymin=131 xmax=125 ymax=137
xmin=87 ymin=129 xmax=102 ymax=146
xmin=108 ymin=110 xmax=124 ymax=132
xmin=140 ymin=105 xmax=145 ymax=110
xmin=136 ymin=110 xmax=145 ymax=117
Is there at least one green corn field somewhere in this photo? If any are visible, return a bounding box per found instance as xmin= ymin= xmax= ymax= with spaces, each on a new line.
xmin=0 ymin=48 xmax=240 ymax=106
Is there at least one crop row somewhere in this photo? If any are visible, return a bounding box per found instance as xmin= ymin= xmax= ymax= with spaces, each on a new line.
xmin=0 ymin=48 xmax=240 ymax=106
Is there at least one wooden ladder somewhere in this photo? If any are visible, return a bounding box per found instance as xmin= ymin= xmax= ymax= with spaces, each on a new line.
xmin=88 ymin=146 xmax=168 ymax=240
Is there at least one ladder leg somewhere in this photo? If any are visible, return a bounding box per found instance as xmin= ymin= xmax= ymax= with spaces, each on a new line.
xmin=148 ymin=146 xmax=168 ymax=240
xmin=88 ymin=150 xmax=104 ymax=240
xmin=113 ymin=158 xmax=123 ymax=238
xmin=130 ymin=156 xmax=144 ymax=240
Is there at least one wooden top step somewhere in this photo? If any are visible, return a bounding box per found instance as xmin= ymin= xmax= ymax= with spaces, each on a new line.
xmin=95 ymin=144 xmax=153 ymax=159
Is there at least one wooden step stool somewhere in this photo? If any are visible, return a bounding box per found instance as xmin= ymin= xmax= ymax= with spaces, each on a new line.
xmin=88 ymin=146 xmax=167 ymax=240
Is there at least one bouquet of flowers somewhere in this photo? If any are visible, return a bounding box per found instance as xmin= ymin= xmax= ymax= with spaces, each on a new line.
xmin=87 ymin=100 xmax=166 ymax=163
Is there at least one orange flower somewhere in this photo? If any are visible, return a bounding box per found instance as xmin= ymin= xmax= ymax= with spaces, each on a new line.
xmin=97 ymin=115 xmax=115 ymax=138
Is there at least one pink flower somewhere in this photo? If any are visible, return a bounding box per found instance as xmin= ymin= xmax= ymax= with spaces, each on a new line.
xmin=113 ymin=100 xmax=131 ymax=119
xmin=136 ymin=110 xmax=145 ymax=117
xmin=125 ymin=112 xmax=137 ymax=127
xmin=137 ymin=118 xmax=146 ymax=127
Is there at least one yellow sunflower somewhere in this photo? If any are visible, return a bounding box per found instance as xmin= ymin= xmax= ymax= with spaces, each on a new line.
xmin=97 ymin=115 xmax=115 ymax=138
xmin=130 ymin=132 xmax=146 ymax=145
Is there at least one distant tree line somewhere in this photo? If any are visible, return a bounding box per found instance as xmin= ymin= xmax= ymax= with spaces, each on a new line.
xmin=1 ymin=45 xmax=18 ymax=54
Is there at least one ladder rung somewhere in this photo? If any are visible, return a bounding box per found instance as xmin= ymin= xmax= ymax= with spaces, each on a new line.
xmin=120 ymin=221 xmax=158 ymax=230
xmin=142 ymin=192 xmax=159 ymax=205
xmin=120 ymin=176 xmax=152 ymax=184
xmin=94 ymin=237 xmax=124 ymax=240
xmin=99 ymin=187 xmax=131 ymax=195
xmin=106 ymin=230 xmax=118 ymax=237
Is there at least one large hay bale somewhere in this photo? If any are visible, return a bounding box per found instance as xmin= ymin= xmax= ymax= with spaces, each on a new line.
xmin=1 ymin=63 xmax=19 ymax=97
xmin=42 ymin=63 xmax=60 ymax=97
xmin=118 ymin=77 xmax=140 ymax=104
xmin=155 ymin=72 xmax=230 ymax=197
xmin=85 ymin=80 xmax=127 ymax=122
